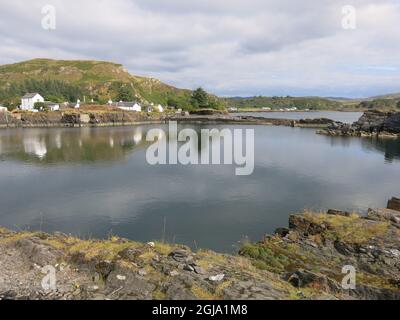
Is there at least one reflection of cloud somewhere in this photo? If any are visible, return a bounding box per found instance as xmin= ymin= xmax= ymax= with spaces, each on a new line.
xmin=23 ymin=137 xmax=47 ymax=159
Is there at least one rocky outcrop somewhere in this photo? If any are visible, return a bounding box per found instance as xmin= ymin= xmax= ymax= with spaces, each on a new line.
xmin=189 ymin=109 xmax=228 ymax=116
xmin=1 ymin=198 xmax=400 ymax=300
xmin=387 ymin=197 xmax=400 ymax=212
xmin=171 ymin=114 xmax=336 ymax=128
xmin=0 ymin=228 xmax=294 ymax=300
xmin=319 ymin=110 xmax=400 ymax=138
xmin=240 ymin=198 xmax=400 ymax=300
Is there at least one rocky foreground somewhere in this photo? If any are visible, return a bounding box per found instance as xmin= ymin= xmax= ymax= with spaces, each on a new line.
xmin=1 ymin=198 xmax=399 ymax=300
xmin=319 ymin=110 xmax=400 ymax=138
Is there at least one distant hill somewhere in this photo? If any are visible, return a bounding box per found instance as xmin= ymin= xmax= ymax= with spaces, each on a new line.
xmin=368 ymin=92 xmax=400 ymax=100
xmin=0 ymin=58 xmax=193 ymax=108
xmin=224 ymin=96 xmax=344 ymax=110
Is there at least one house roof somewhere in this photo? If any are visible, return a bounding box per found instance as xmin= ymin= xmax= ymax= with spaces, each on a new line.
xmin=116 ymin=102 xmax=141 ymax=107
xmin=22 ymin=93 xmax=41 ymax=99
xmin=44 ymin=101 xmax=59 ymax=106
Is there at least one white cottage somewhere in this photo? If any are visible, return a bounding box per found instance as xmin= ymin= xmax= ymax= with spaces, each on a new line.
xmin=21 ymin=93 xmax=44 ymax=110
xmin=75 ymin=99 xmax=81 ymax=109
xmin=117 ymin=102 xmax=142 ymax=112
xmin=44 ymin=102 xmax=60 ymax=111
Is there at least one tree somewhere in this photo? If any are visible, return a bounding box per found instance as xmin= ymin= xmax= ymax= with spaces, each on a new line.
xmin=191 ymin=87 xmax=209 ymax=108
xmin=0 ymin=79 xmax=84 ymax=102
xmin=45 ymin=95 xmax=63 ymax=103
xmin=208 ymin=97 xmax=224 ymax=110
xmin=114 ymin=83 xmax=134 ymax=102
xmin=34 ymin=102 xmax=47 ymax=111
xmin=167 ymin=97 xmax=179 ymax=108
xmin=397 ymin=101 xmax=400 ymax=109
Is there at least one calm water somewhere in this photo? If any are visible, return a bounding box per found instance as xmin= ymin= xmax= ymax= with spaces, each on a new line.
xmin=0 ymin=119 xmax=399 ymax=252
xmin=236 ymin=111 xmax=363 ymax=123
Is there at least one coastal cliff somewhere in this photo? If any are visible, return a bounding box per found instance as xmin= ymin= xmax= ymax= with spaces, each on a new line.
xmin=1 ymin=198 xmax=399 ymax=300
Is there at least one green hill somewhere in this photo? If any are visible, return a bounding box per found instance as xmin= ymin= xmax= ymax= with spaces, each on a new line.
xmin=224 ymin=96 xmax=344 ymax=111
xmin=0 ymin=58 xmax=193 ymax=108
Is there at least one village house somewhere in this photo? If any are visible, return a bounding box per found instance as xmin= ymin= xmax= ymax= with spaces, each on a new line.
xmin=116 ymin=102 xmax=142 ymax=112
xmin=44 ymin=102 xmax=60 ymax=111
xmin=20 ymin=93 xmax=44 ymax=110
xmin=0 ymin=104 xmax=7 ymax=112
xmin=20 ymin=93 xmax=61 ymax=112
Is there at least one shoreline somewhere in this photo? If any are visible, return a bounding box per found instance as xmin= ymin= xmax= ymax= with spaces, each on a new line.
xmin=1 ymin=198 xmax=399 ymax=300
xmin=229 ymin=109 xmax=364 ymax=113
xmin=0 ymin=111 xmax=340 ymax=130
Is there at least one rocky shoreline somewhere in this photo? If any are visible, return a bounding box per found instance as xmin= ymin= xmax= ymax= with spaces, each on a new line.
xmin=0 ymin=110 xmax=337 ymax=129
xmin=1 ymin=197 xmax=399 ymax=300
xmin=170 ymin=114 xmax=335 ymax=128
xmin=318 ymin=110 xmax=400 ymax=138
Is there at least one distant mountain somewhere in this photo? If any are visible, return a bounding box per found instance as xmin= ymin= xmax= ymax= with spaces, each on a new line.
xmin=0 ymin=58 xmax=192 ymax=107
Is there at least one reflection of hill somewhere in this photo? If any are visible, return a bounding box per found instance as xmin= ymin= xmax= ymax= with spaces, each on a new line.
xmin=0 ymin=127 xmax=149 ymax=164
xmin=361 ymin=138 xmax=400 ymax=162
xmin=309 ymin=135 xmax=400 ymax=163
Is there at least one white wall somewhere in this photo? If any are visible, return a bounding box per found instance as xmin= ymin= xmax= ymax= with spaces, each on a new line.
xmin=21 ymin=94 xmax=44 ymax=110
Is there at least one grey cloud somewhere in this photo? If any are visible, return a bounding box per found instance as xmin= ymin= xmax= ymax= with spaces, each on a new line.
xmin=0 ymin=0 xmax=399 ymax=97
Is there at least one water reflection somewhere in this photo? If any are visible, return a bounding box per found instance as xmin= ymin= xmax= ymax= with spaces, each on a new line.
xmin=0 ymin=127 xmax=149 ymax=164
xmin=361 ymin=138 xmax=400 ymax=163
xmin=0 ymin=124 xmax=399 ymax=253
xmin=319 ymin=135 xmax=400 ymax=163
xmin=1 ymin=125 xmax=398 ymax=165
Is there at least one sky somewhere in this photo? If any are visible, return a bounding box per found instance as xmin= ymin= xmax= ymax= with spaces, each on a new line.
xmin=0 ymin=0 xmax=399 ymax=98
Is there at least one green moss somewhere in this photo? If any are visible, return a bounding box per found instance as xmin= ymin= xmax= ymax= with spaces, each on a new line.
xmin=239 ymin=241 xmax=305 ymax=273
xmin=303 ymin=212 xmax=390 ymax=244
xmin=153 ymin=289 xmax=166 ymax=300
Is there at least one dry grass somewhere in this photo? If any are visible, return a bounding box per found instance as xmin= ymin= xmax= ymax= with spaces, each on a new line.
xmin=303 ymin=211 xmax=390 ymax=244
xmin=154 ymin=242 xmax=175 ymax=256
xmin=191 ymin=285 xmax=217 ymax=300
xmin=0 ymin=231 xmax=33 ymax=244
xmin=153 ymin=289 xmax=166 ymax=300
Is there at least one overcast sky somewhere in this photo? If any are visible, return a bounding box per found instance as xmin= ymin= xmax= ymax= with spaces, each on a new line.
xmin=0 ymin=0 xmax=399 ymax=98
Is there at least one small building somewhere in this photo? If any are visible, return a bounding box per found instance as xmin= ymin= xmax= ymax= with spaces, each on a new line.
xmin=156 ymin=104 xmax=164 ymax=113
xmin=0 ymin=105 xmax=7 ymax=112
xmin=75 ymin=99 xmax=81 ymax=109
xmin=21 ymin=93 xmax=44 ymax=110
xmin=44 ymin=102 xmax=60 ymax=111
xmin=116 ymin=102 xmax=142 ymax=112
